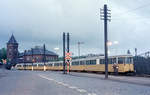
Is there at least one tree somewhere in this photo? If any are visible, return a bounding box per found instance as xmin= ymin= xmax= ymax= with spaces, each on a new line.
xmin=0 ymin=48 xmax=7 ymax=62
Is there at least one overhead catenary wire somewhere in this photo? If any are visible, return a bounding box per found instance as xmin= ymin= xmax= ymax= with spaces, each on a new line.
xmin=111 ymin=2 xmax=150 ymax=20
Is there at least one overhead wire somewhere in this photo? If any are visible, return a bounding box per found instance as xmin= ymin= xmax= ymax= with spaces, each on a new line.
xmin=111 ymin=2 xmax=150 ymax=20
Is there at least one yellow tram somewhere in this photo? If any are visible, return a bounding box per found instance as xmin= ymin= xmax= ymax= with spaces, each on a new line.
xmin=16 ymin=55 xmax=134 ymax=73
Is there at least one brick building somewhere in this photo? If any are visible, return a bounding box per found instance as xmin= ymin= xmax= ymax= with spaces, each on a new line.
xmin=7 ymin=34 xmax=58 ymax=64
xmin=7 ymin=34 xmax=18 ymax=65
xmin=19 ymin=46 xmax=58 ymax=63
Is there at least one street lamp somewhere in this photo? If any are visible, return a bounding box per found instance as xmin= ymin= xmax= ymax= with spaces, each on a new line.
xmin=107 ymin=41 xmax=112 ymax=46
xmin=54 ymin=47 xmax=59 ymax=61
xmin=54 ymin=47 xmax=59 ymax=51
xmin=31 ymin=48 xmax=33 ymax=71
xmin=107 ymin=41 xmax=119 ymax=55
xmin=77 ymin=42 xmax=84 ymax=58
xmin=43 ymin=44 xmax=46 ymax=71
xmin=114 ymin=41 xmax=119 ymax=45
xmin=113 ymin=41 xmax=119 ymax=55
xmin=54 ymin=47 xmax=59 ymax=54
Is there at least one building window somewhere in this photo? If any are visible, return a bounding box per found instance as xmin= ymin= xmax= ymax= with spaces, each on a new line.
xmin=9 ymin=49 xmax=12 ymax=52
xmin=27 ymin=57 xmax=30 ymax=61
xmin=9 ymin=53 xmax=12 ymax=56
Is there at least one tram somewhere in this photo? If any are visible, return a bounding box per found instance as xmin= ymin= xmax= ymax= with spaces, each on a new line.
xmin=16 ymin=55 xmax=134 ymax=73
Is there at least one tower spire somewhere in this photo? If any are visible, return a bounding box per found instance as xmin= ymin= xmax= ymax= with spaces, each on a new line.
xmin=7 ymin=34 xmax=18 ymax=44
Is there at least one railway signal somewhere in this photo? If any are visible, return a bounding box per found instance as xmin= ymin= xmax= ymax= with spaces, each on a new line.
xmin=65 ymin=52 xmax=72 ymax=73
xmin=65 ymin=52 xmax=72 ymax=60
xmin=100 ymin=4 xmax=111 ymax=79
xmin=63 ymin=32 xmax=71 ymax=74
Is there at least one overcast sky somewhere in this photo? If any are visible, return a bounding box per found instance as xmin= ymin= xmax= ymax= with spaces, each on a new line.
xmin=0 ymin=0 xmax=150 ymax=56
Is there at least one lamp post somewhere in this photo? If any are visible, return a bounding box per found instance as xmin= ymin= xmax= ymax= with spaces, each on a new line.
xmin=54 ymin=47 xmax=60 ymax=53
xmin=54 ymin=47 xmax=59 ymax=61
xmin=63 ymin=32 xmax=66 ymax=74
xmin=113 ymin=41 xmax=119 ymax=55
xmin=107 ymin=41 xmax=119 ymax=55
xmin=31 ymin=48 xmax=33 ymax=71
xmin=77 ymin=42 xmax=84 ymax=58
xmin=43 ymin=44 xmax=46 ymax=71
xmin=24 ymin=50 xmax=26 ymax=70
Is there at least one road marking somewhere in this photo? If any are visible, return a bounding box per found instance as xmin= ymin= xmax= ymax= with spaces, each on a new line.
xmin=61 ymin=83 xmax=69 ymax=87
xmin=88 ymin=93 xmax=97 ymax=95
xmin=76 ymin=89 xmax=87 ymax=93
xmin=68 ymin=86 xmax=78 ymax=89
xmin=39 ymin=75 xmax=53 ymax=81
xmin=56 ymin=81 xmax=64 ymax=85
xmin=38 ymin=74 xmax=97 ymax=95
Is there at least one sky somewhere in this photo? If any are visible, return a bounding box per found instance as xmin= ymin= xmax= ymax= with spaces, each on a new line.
xmin=0 ymin=0 xmax=150 ymax=56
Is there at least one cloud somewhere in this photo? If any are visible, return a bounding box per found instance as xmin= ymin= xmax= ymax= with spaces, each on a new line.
xmin=0 ymin=0 xmax=150 ymax=56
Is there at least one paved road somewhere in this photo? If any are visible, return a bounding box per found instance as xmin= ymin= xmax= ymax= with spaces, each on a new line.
xmin=0 ymin=70 xmax=150 ymax=95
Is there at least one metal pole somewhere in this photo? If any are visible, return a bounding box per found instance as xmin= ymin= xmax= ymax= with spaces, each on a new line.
xmin=67 ymin=33 xmax=70 ymax=53
xmin=31 ymin=48 xmax=33 ymax=71
xmin=135 ymin=48 xmax=137 ymax=56
xmin=43 ymin=44 xmax=46 ymax=71
xmin=24 ymin=50 xmax=26 ymax=70
xmin=67 ymin=33 xmax=70 ymax=73
xmin=104 ymin=4 xmax=108 ymax=79
xmin=78 ymin=42 xmax=80 ymax=58
xmin=63 ymin=32 xmax=66 ymax=74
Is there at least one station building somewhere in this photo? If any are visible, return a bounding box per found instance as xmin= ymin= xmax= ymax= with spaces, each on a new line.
xmin=19 ymin=46 xmax=58 ymax=63
xmin=7 ymin=34 xmax=58 ymax=64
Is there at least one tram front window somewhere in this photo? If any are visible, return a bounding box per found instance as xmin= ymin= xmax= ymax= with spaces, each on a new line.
xmin=126 ymin=57 xmax=133 ymax=64
xmin=118 ymin=57 xmax=125 ymax=64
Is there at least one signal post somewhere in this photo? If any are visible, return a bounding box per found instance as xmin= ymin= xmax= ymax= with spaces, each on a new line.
xmin=65 ymin=52 xmax=72 ymax=73
xmin=63 ymin=32 xmax=71 ymax=74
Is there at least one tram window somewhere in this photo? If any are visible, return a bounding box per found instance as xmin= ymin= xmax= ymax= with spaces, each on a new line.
xmin=108 ymin=58 xmax=115 ymax=64
xmin=90 ymin=60 xmax=96 ymax=65
xmin=72 ymin=62 xmax=75 ymax=65
xmin=48 ymin=64 xmax=52 ymax=66
xmin=60 ymin=63 xmax=63 ymax=66
xmin=54 ymin=63 xmax=59 ymax=66
xmin=28 ymin=65 xmax=32 ymax=67
xmin=17 ymin=65 xmax=22 ymax=67
xmin=126 ymin=57 xmax=132 ymax=64
xmin=108 ymin=59 xmax=112 ymax=64
xmin=39 ymin=64 xmax=44 ymax=66
xmin=112 ymin=58 xmax=116 ymax=64
xmin=76 ymin=61 xmax=79 ymax=65
xmin=80 ymin=61 xmax=85 ymax=65
xmin=33 ymin=64 xmax=37 ymax=66
xmin=118 ymin=57 xmax=125 ymax=64
xmin=100 ymin=59 xmax=105 ymax=64
xmin=86 ymin=60 xmax=96 ymax=65
xmin=86 ymin=60 xmax=90 ymax=65
xmin=72 ymin=61 xmax=79 ymax=65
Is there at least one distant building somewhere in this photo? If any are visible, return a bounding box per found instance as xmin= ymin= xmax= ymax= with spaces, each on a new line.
xmin=7 ymin=34 xmax=18 ymax=65
xmin=7 ymin=34 xmax=58 ymax=64
xmin=19 ymin=46 xmax=58 ymax=63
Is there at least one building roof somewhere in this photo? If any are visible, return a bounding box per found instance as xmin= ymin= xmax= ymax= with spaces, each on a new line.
xmin=22 ymin=46 xmax=58 ymax=56
xmin=7 ymin=34 xmax=18 ymax=44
